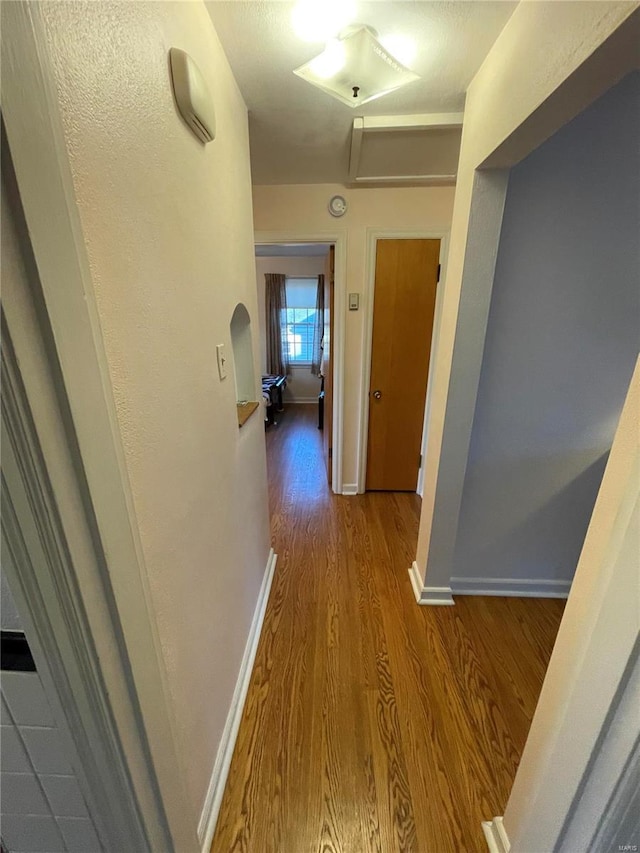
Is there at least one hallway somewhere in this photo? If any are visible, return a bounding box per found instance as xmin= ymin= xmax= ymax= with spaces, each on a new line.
xmin=212 ymin=405 xmax=565 ymax=852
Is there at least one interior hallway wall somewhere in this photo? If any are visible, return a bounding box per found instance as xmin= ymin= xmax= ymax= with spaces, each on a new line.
xmin=36 ymin=0 xmax=270 ymax=820
xmin=253 ymin=184 xmax=455 ymax=488
xmin=452 ymin=72 xmax=640 ymax=591
xmin=255 ymin=255 xmax=326 ymax=402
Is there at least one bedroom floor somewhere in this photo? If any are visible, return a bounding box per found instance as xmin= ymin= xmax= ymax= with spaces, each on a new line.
xmin=212 ymin=404 xmax=565 ymax=853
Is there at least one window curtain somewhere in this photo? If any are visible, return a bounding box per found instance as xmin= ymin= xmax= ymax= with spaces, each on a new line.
xmin=265 ymin=273 xmax=288 ymax=376
xmin=311 ymin=274 xmax=325 ymax=376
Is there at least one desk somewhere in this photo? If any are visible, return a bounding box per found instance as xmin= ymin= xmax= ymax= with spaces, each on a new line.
xmin=262 ymin=374 xmax=287 ymax=425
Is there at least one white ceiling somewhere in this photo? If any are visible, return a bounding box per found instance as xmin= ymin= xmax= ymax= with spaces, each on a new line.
xmin=206 ymin=1 xmax=517 ymax=185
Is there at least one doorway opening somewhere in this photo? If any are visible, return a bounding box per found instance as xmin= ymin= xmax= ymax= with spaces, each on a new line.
xmin=450 ymin=73 xmax=639 ymax=845
xmin=254 ymin=239 xmax=339 ymax=491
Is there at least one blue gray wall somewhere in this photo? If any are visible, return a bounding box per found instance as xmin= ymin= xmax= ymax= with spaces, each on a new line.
xmin=452 ymin=72 xmax=640 ymax=592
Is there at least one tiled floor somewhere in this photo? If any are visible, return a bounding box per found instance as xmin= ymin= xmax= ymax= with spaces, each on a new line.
xmin=1 ymin=671 xmax=101 ymax=853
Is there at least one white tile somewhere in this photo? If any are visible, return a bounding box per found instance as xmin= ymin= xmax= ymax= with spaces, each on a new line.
xmin=56 ymin=817 xmax=102 ymax=853
xmin=19 ymin=727 xmax=72 ymax=775
xmin=1 ymin=674 xmax=55 ymax=727
xmin=1 ymin=694 xmax=14 ymax=725
xmin=0 ymin=814 xmax=65 ymax=852
xmin=1 ymin=726 xmax=31 ymax=773
xmin=0 ymin=772 xmax=50 ymax=815
xmin=40 ymin=774 xmax=88 ymax=818
xmin=1 ymin=570 xmax=24 ymax=631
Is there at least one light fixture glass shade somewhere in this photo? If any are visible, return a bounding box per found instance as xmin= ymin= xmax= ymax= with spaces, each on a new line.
xmin=294 ymin=27 xmax=420 ymax=108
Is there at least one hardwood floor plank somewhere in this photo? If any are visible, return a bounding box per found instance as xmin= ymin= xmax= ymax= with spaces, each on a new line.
xmin=212 ymin=405 xmax=565 ymax=852
xmin=372 ymin=505 xmax=486 ymax=851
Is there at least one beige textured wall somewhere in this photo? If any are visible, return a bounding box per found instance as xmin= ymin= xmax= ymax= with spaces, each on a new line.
xmin=253 ymin=184 xmax=455 ymax=488
xmin=38 ymin=0 xmax=270 ymax=817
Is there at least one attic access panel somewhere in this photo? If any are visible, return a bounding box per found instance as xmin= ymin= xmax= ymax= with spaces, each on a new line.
xmin=349 ymin=114 xmax=463 ymax=185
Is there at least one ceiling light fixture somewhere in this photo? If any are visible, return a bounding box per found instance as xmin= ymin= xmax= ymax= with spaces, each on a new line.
xmin=308 ymin=38 xmax=346 ymax=80
xmin=291 ymin=0 xmax=357 ymax=43
xmin=294 ymin=26 xmax=420 ymax=108
xmin=379 ymin=34 xmax=417 ymax=68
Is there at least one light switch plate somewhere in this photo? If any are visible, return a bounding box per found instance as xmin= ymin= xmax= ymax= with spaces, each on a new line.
xmin=216 ymin=344 xmax=227 ymax=379
xmin=349 ymin=292 xmax=360 ymax=311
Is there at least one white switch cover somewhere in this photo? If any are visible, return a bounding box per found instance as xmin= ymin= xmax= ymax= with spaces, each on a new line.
xmin=216 ymin=344 xmax=227 ymax=379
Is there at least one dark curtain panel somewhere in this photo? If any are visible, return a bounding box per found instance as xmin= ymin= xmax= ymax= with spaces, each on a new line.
xmin=265 ymin=273 xmax=288 ymax=376
xmin=311 ymin=274 xmax=325 ymax=376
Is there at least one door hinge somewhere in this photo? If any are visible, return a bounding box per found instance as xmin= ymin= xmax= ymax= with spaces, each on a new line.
xmin=418 ymin=454 xmax=422 ymax=469
xmin=437 ymin=264 xmax=441 ymax=282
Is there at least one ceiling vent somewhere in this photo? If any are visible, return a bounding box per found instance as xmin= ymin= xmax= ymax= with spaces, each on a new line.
xmin=293 ymin=26 xmax=420 ymax=108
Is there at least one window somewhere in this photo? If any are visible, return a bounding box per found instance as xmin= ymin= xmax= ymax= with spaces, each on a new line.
xmin=282 ymin=277 xmax=318 ymax=364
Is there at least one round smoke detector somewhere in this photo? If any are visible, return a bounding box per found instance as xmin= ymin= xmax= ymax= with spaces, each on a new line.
xmin=328 ymin=195 xmax=348 ymax=217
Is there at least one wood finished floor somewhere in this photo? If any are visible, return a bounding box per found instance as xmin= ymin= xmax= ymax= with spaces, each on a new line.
xmin=212 ymin=404 xmax=565 ymax=853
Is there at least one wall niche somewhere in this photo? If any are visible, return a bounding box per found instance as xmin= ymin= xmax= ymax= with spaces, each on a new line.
xmin=230 ymin=302 xmax=259 ymax=427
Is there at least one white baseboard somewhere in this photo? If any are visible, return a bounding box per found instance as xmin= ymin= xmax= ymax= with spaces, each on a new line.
xmin=407 ymin=567 xmax=568 ymax=604
xmin=408 ymin=562 xmax=454 ymax=605
xmin=482 ymin=816 xmax=510 ymax=852
xmin=197 ymin=549 xmax=278 ymax=853
xmin=451 ymin=576 xmax=570 ymax=598
xmin=341 ymin=484 xmax=359 ymax=496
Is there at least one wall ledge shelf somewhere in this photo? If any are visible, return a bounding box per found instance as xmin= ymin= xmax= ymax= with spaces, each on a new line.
xmin=237 ymin=401 xmax=260 ymax=428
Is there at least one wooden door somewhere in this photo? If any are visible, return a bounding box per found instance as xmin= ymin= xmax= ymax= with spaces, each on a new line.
xmin=366 ymin=239 xmax=440 ymax=491
xmin=322 ymin=245 xmax=335 ymax=485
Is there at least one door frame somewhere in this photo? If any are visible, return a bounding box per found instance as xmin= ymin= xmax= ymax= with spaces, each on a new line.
xmin=358 ymin=229 xmax=450 ymax=494
xmin=254 ymin=231 xmax=346 ymax=493
xmin=1 ymin=320 xmax=157 ymax=853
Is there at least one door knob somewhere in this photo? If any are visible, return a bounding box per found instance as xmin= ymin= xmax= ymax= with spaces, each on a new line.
xmin=373 ymin=390 xmax=382 ymax=399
